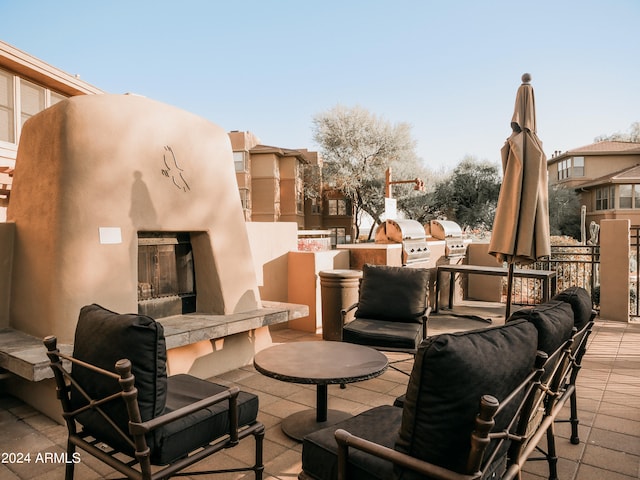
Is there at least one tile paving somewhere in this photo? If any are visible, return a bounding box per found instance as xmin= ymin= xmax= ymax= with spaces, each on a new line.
xmin=0 ymin=308 xmax=638 ymax=479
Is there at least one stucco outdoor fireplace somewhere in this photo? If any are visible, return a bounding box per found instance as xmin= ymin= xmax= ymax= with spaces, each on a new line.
xmin=6 ymin=94 xmax=263 ymax=344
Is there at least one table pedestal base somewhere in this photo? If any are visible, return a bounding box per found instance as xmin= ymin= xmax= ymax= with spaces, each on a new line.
xmin=281 ymin=409 xmax=352 ymax=441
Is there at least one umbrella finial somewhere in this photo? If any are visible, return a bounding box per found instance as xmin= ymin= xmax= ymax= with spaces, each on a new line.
xmin=521 ymin=73 xmax=532 ymax=84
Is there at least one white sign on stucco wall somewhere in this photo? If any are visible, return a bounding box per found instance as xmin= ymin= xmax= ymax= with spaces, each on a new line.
xmin=99 ymin=227 xmax=122 ymax=245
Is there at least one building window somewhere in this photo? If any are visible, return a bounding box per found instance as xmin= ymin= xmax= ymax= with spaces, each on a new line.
xmin=573 ymin=156 xmax=584 ymax=177
xmin=619 ymin=185 xmax=632 ymax=208
xmin=310 ymin=198 xmax=321 ymax=214
xmin=618 ymin=184 xmax=640 ymax=209
xmin=238 ymin=188 xmax=250 ymax=210
xmin=327 ymin=199 xmax=348 ymax=216
xmin=296 ymin=192 xmax=304 ymax=214
xmin=329 ymin=227 xmax=349 ymax=246
xmin=595 ymin=186 xmax=615 ymax=211
xmin=296 ymin=169 xmax=304 ymax=214
xmin=557 ymin=156 xmax=585 ymax=180
xmin=0 ymin=68 xmax=68 ymax=147
xmin=50 ymin=91 xmax=65 ymax=106
xmin=233 ymin=151 xmax=248 ymax=172
xmin=558 ymin=159 xmax=567 ymax=180
xmin=0 ymin=70 xmax=15 ymax=143
xmin=20 ymin=79 xmax=45 ymax=127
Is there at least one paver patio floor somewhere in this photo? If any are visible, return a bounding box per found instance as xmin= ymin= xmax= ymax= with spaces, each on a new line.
xmin=1 ymin=306 xmax=638 ymax=479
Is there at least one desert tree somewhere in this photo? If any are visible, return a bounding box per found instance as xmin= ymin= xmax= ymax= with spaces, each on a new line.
xmin=595 ymin=121 xmax=640 ymax=142
xmin=312 ymin=104 xmax=426 ymax=239
xmin=428 ymin=156 xmax=501 ymax=230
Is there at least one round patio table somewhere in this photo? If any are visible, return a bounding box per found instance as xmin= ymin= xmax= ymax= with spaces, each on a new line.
xmin=253 ymin=341 xmax=388 ymax=440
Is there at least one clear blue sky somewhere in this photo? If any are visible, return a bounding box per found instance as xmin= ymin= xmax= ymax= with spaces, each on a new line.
xmin=2 ymin=0 xmax=638 ymax=171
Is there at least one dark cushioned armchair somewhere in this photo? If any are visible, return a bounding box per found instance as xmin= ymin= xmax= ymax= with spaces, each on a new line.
xmin=44 ymin=304 xmax=265 ymax=480
xmin=341 ymin=264 xmax=431 ymax=372
xmin=300 ymin=319 xmax=550 ymax=480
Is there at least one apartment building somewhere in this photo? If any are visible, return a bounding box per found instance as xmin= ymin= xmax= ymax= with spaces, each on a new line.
xmin=548 ymin=140 xmax=640 ymax=226
xmin=229 ymin=130 xmax=355 ymax=244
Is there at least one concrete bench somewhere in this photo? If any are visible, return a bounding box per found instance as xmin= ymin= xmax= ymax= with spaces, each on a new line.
xmin=0 ymin=301 xmax=308 ymax=382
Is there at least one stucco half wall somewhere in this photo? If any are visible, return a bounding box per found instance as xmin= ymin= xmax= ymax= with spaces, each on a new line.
xmin=7 ymin=94 xmax=261 ymax=343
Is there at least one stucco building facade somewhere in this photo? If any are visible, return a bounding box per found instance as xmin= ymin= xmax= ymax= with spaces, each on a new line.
xmin=230 ymin=130 xmax=356 ymax=245
xmin=0 ymin=40 xmax=104 ymax=219
xmin=548 ymin=141 xmax=640 ymax=226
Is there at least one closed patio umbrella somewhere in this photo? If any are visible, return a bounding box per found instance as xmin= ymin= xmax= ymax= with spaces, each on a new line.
xmin=489 ymin=73 xmax=550 ymax=318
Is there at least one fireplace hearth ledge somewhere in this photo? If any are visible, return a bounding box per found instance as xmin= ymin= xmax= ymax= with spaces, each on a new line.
xmin=158 ymin=301 xmax=309 ymax=349
xmin=0 ymin=301 xmax=309 ymax=382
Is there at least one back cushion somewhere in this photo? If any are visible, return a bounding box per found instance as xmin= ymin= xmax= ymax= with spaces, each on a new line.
xmin=552 ymin=286 xmax=593 ymax=330
xmin=70 ymin=304 xmax=167 ymax=452
xmin=395 ymin=320 xmax=538 ymax=476
xmin=508 ymin=301 xmax=575 ymax=354
xmin=355 ymin=264 xmax=429 ymax=322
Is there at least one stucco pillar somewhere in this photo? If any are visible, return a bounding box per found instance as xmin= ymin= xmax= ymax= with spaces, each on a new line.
xmin=288 ymin=250 xmax=350 ymax=333
xmin=599 ymin=219 xmax=630 ymax=322
xmin=466 ymin=242 xmax=502 ymax=302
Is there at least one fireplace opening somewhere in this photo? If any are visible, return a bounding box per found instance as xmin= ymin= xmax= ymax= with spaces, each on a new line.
xmin=138 ymin=232 xmax=196 ymax=318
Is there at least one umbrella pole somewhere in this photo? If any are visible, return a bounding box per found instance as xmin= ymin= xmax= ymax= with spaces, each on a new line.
xmin=506 ymin=262 xmax=514 ymax=319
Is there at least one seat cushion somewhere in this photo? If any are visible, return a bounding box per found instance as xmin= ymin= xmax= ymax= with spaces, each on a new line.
xmin=508 ymin=300 xmax=575 ymax=354
xmin=70 ymin=304 xmax=168 ymax=454
xmin=343 ymin=318 xmax=423 ymax=351
xmin=395 ymin=319 xmax=538 ymax=478
xmin=302 ymin=405 xmax=401 ymax=480
xmin=152 ymin=374 xmax=259 ymax=465
xmin=355 ymin=264 xmax=429 ymax=323
xmin=552 ymin=286 xmax=593 ymax=329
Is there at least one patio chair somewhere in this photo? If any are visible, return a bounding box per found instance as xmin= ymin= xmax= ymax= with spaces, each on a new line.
xmin=300 ymin=319 xmax=551 ymax=480
xmin=341 ymin=264 xmax=431 ymax=373
xmin=44 ymin=304 xmax=264 ymax=480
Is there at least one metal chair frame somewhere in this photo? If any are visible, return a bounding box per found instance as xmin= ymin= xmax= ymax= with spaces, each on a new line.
xmin=44 ymin=336 xmax=265 ymax=480
xmin=329 ymin=351 xmax=554 ymax=480
xmin=522 ymin=316 xmax=596 ymax=480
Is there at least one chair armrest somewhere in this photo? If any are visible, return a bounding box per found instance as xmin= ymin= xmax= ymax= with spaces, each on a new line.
xmin=340 ymin=303 xmax=359 ymax=320
xmin=334 ymin=429 xmax=480 ymax=480
xmin=501 ymin=383 xmax=576 ymax=480
xmin=130 ymin=386 xmax=240 ymax=434
xmin=420 ymin=306 xmax=432 ymax=339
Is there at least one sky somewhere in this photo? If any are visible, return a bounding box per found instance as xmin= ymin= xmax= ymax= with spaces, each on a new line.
xmin=2 ymin=0 xmax=639 ymax=172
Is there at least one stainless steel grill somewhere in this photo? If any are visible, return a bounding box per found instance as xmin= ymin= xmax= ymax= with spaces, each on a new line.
xmin=429 ymin=220 xmax=467 ymax=258
xmin=375 ymin=219 xmax=430 ymax=266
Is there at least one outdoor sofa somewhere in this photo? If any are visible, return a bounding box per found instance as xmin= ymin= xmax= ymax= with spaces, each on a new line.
xmin=299 ymin=286 xmax=595 ymax=480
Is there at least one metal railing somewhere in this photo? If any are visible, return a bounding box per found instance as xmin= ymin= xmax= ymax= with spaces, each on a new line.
xmin=513 ymin=244 xmax=600 ymax=309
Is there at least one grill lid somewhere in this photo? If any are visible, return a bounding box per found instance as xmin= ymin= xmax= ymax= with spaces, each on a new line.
xmin=375 ymin=219 xmax=426 ymax=243
xmin=430 ymin=219 xmax=463 ymax=240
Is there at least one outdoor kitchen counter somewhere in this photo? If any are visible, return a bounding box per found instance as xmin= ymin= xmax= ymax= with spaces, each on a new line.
xmin=0 ymin=301 xmax=308 ymax=381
